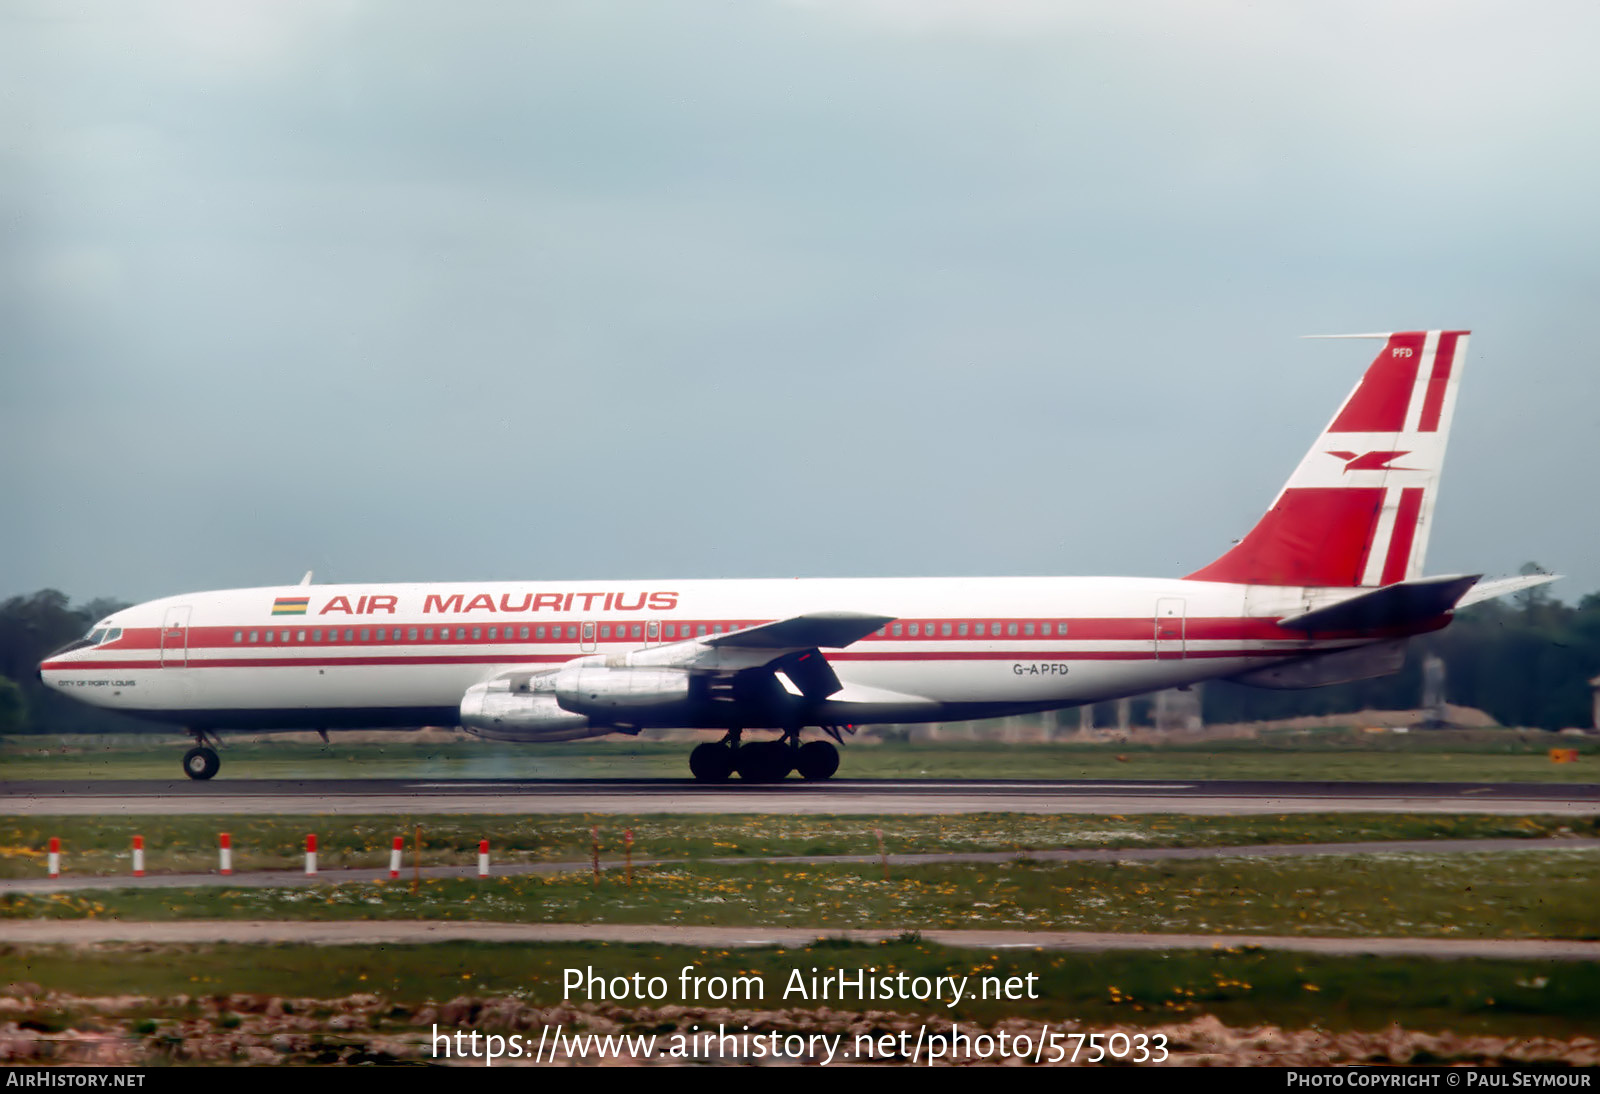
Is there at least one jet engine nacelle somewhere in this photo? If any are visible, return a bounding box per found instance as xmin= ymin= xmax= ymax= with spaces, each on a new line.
xmin=553 ymin=666 xmax=692 ymax=715
xmin=458 ymin=675 xmax=605 ymax=742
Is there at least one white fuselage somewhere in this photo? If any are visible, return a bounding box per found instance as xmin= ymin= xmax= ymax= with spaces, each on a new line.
xmin=41 ymin=574 xmax=1372 ymax=733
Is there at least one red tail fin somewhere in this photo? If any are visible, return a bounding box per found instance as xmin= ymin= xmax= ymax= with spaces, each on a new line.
xmin=1186 ymin=330 xmax=1468 ymax=588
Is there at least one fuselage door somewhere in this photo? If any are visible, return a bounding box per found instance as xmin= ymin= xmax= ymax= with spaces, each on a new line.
xmin=581 ymin=620 xmax=597 ymax=652
xmin=1155 ymin=598 xmax=1185 ymax=660
xmin=161 ymin=605 xmax=191 ymax=668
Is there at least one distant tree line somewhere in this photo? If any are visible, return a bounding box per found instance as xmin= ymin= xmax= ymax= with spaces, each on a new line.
xmin=2 ymin=583 xmax=1598 ymax=735
xmin=1203 ymin=583 xmax=1600 ymax=730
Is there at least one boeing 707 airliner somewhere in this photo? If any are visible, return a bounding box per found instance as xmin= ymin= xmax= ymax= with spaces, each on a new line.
xmin=40 ymin=330 xmax=1556 ymax=782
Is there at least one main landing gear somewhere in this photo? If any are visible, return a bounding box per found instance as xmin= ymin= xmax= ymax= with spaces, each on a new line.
xmin=182 ymin=730 xmax=221 ymax=781
xmin=689 ymin=730 xmax=841 ymax=783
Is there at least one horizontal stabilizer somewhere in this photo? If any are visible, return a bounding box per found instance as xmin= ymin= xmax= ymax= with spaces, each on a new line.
xmin=1277 ymin=574 xmax=1480 ymax=632
xmin=704 ymin=611 xmax=894 ymax=650
xmin=1455 ymin=572 xmax=1562 ymax=610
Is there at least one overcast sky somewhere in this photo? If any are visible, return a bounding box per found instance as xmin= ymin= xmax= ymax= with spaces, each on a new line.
xmin=4 ymin=1 xmax=1597 ymax=606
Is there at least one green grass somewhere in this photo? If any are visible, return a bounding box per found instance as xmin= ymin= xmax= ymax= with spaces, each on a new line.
xmin=3 ymin=812 xmax=1592 ymax=879
xmin=4 ymin=729 xmax=1598 ymax=783
xmin=5 ymin=941 xmax=1597 ymax=1040
xmin=7 ymin=851 xmax=1597 ymax=939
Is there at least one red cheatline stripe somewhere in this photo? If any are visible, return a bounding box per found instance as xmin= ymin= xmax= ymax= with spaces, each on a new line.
xmin=1416 ymin=331 xmax=1461 ymax=433
xmin=82 ymin=616 xmax=1389 ymax=651
xmin=43 ymin=647 xmax=1335 ymax=672
xmin=1380 ymin=487 xmax=1426 ymax=586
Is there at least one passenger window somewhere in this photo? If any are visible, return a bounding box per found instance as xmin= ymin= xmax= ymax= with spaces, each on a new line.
xmin=665 ymin=624 xmax=676 ymax=639
xmin=312 ymin=630 xmax=321 ymax=642
xmin=520 ymin=626 xmax=529 ymax=640
xmin=376 ymin=629 xmax=386 ymax=641
xmin=631 ymin=624 xmax=641 ymax=638
xmin=1007 ymin=623 xmax=1018 ymax=636
xmin=424 ymin=628 xmax=433 ymax=640
xmin=456 ymin=628 xmax=466 ymax=641
xmin=296 ymin=630 xmax=306 ymax=642
xmin=361 ymin=629 xmax=370 ymax=642
xmin=908 ymin=623 xmax=919 ymax=636
xmin=233 ymin=632 xmax=243 ymax=643
xmin=892 ymin=624 xmax=903 ymax=637
xmin=535 ymin=626 xmax=545 ymax=639
xmin=472 ymin=628 xmax=481 ymax=640
xmin=488 ymin=627 xmax=497 ymax=640
xmin=941 ymin=623 xmax=952 ymax=637
xmin=600 ymin=625 xmax=611 ymax=639
xmin=957 ymin=623 xmax=968 ymax=637
xmin=1057 ymin=622 xmax=1069 ymax=636
xmin=696 ymin=625 xmax=707 ymax=637
xmin=1024 ymin=623 xmax=1035 ymax=637
xmin=408 ymin=628 xmax=418 ymax=640
xmin=248 ymin=631 xmax=258 ymax=643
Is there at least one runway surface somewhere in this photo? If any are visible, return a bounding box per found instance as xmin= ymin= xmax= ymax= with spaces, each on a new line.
xmin=4 ymin=918 xmax=1597 ymax=960
xmin=3 ymin=777 xmax=1597 ymax=815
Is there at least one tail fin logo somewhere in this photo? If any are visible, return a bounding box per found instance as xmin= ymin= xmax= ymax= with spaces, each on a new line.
xmin=1326 ymin=450 xmax=1413 ymax=473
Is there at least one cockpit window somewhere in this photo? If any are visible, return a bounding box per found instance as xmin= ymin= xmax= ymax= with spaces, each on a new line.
xmin=87 ymin=628 xmax=107 ymax=645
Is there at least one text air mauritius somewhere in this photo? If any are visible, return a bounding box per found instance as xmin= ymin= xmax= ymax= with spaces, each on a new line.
xmin=42 ymin=330 xmax=1556 ymax=783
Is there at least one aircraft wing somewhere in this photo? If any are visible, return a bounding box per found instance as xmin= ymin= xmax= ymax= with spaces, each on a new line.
xmin=700 ymin=611 xmax=894 ymax=650
xmin=578 ymin=610 xmax=896 ymax=701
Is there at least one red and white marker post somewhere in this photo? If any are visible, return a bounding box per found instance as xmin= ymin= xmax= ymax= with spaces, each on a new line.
xmin=478 ymin=839 xmax=490 ymax=879
xmin=305 ymin=834 xmax=318 ymax=876
xmin=47 ymin=837 xmax=60 ymax=879
xmin=219 ymin=832 xmax=233 ymax=875
xmin=132 ymin=835 xmax=145 ymax=877
xmin=389 ymin=836 xmax=403 ymax=880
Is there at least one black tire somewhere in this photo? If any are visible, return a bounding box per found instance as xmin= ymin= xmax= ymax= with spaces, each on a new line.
xmin=689 ymin=742 xmax=734 ymax=783
xmin=796 ymin=740 xmax=840 ymax=781
xmin=735 ymin=740 xmax=792 ymax=782
xmin=182 ymin=746 xmax=220 ymax=781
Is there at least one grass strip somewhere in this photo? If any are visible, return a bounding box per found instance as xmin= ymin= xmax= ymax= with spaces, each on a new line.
xmin=3 ymin=812 xmax=1594 ymax=879
xmin=6 ymin=940 xmax=1598 ymax=1039
xmin=6 ymin=851 xmax=1597 ymax=939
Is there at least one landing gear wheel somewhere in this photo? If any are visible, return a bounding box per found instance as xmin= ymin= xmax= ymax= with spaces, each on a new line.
xmin=735 ymin=740 xmax=793 ymax=783
xmin=795 ymin=740 xmax=839 ymax=781
xmin=182 ymin=746 xmax=219 ymax=781
xmin=689 ymin=742 xmax=735 ymax=783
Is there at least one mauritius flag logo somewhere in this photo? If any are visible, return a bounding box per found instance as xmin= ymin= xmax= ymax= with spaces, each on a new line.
xmin=272 ymin=596 xmax=310 ymax=616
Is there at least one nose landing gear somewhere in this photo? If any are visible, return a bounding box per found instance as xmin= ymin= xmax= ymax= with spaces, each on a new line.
xmin=181 ymin=730 xmax=221 ymax=780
